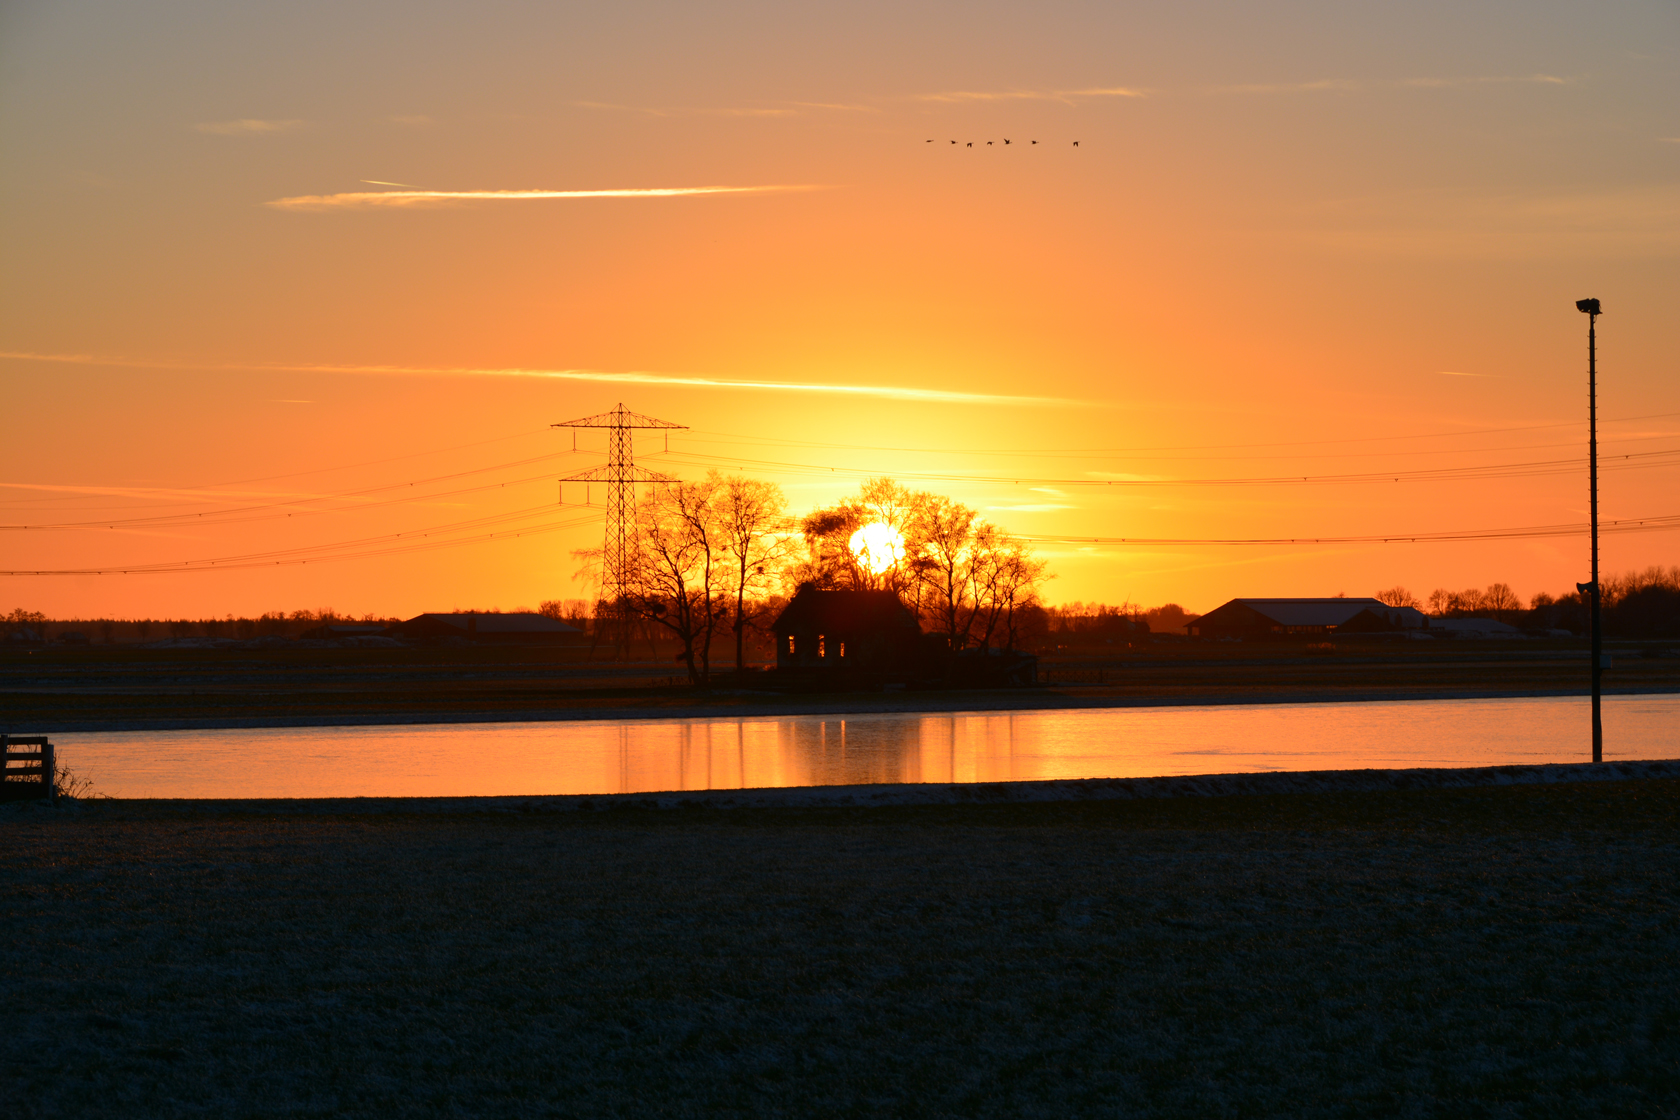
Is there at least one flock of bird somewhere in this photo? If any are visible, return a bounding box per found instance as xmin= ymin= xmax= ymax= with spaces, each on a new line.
xmin=928 ymin=139 xmax=1079 ymax=147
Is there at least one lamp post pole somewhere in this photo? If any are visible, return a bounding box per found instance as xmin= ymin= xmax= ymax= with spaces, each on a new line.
xmin=1576 ymin=298 xmax=1602 ymax=763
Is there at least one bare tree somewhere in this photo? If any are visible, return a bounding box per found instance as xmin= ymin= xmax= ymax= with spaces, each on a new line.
xmin=1374 ymin=586 xmax=1421 ymax=609
xmin=626 ymin=478 xmax=728 ymax=686
xmin=908 ymin=493 xmax=981 ymax=648
xmin=1482 ymin=582 xmax=1521 ymax=615
xmin=708 ymin=472 xmax=794 ymax=682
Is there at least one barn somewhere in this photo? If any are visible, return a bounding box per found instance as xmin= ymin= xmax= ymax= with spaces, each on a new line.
xmin=1186 ymin=598 xmax=1426 ymax=640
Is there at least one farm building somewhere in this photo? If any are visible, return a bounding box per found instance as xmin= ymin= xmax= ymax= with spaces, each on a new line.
xmin=771 ymin=587 xmax=923 ymax=676
xmin=386 ymin=612 xmax=585 ymax=645
xmin=1187 ymin=598 xmax=1426 ymax=640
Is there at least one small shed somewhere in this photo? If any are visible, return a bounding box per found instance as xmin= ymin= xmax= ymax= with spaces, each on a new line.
xmin=771 ymin=587 xmax=922 ymax=675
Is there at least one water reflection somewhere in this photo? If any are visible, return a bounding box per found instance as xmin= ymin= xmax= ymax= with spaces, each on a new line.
xmin=58 ymin=694 xmax=1680 ymax=800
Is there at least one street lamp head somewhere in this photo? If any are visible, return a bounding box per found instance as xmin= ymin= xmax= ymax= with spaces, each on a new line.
xmin=1576 ymin=298 xmax=1601 ymax=315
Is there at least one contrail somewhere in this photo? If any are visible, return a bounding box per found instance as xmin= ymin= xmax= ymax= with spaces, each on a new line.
xmin=0 ymin=352 xmax=1078 ymax=407
xmin=269 ymin=185 xmax=823 ymax=210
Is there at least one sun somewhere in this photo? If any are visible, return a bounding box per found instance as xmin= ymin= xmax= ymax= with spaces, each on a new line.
xmin=849 ymin=522 xmax=906 ymax=575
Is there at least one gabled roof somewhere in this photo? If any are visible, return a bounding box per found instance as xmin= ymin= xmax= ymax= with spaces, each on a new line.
xmin=772 ymin=588 xmax=920 ymax=634
xmin=400 ymin=612 xmax=582 ymax=634
xmin=1201 ymin=598 xmax=1395 ymax=628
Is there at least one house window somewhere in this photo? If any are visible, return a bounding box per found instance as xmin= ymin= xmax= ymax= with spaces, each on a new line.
xmin=818 ymin=635 xmax=826 ymax=658
xmin=787 ymin=635 xmax=795 ymax=655
xmin=839 ymin=641 xmax=846 ymax=658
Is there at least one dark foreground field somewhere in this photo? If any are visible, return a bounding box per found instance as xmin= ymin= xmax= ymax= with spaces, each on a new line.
xmin=6 ymin=781 xmax=1680 ymax=1117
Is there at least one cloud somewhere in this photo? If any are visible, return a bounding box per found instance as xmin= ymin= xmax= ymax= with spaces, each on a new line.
xmin=920 ymin=87 xmax=1146 ymax=104
xmin=1438 ymin=371 xmax=1494 ymax=378
xmin=359 ymin=180 xmax=421 ymax=188
xmin=572 ymin=100 xmax=798 ymax=118
xmin=1210 ymin=74 xmax=1567 ymax=96
xmin=266 ymin=184 xmax=824 ymax=210
xmin=1208 ymin=79 xmax=1357 ymax=95
xmin=195 ymin=119 xmax=303 ymax=135
xmin=0 ymin=352 xmax=1077 ymax=407
xmin=1400 ymin=74 xmax=1568 ymax=88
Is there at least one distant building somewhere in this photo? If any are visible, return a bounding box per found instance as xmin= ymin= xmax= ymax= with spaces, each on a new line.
xmin=386 ymin=612 xmax=586 ymax=645
xmin=1423 ymin=617 xmax=1525 ymax=640
xmin=771 ymin=587 xmax=923 ymax=676
xmin=1187 ymin=598 xmax=1426 ymax=641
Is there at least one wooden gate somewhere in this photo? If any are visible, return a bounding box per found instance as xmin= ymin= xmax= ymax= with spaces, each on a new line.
xmin=2 ymin=735 xmax=54 ymax=801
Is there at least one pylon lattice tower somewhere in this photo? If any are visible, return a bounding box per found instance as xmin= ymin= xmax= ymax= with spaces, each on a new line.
xmin=553 ymin=403 xmax=687 ymax=658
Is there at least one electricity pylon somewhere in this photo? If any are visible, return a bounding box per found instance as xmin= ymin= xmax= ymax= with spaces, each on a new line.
xmin=553 ymin=404 xmax=687 ymax=658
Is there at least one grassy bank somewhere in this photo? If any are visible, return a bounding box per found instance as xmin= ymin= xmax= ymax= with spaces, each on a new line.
xmin=5 ymin=780 xmax=1679 ymax=1117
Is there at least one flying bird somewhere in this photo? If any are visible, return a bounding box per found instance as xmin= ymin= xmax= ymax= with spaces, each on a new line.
xmin=1031 ymin=140 xmax=1038 ymax=145
xmin=966 ymin=142 xmax=972 ymax=147
xmin=950 ymin=140 xmax=957 ymax=145
xmin=1004 ymin=139 xmax=1011 ymax=145
xmin=926 ymin=139 xmax=933 ymax=143
xmin=986 ymin=140 xmax=993 ymax=145
xmin=1073 ymin=141 xmax=1080 ymax=146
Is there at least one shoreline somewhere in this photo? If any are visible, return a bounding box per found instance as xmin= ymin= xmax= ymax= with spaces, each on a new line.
xmin=18 ymin=683 xmax=1680 ymax=734
xmin=18 ymin=757 xmax=1680 ymax=815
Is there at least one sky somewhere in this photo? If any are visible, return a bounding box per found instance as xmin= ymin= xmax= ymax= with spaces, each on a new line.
xmin=2 ymin=0 xmax=1677 ymax=619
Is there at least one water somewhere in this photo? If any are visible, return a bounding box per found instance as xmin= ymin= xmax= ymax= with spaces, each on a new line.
xmin=49 ymin=694 xmax=1680 ymax=800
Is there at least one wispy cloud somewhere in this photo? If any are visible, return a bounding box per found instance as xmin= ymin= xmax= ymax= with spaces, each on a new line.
xmin=1210 ymin=74 xmax=1567 ymax=96
xmin=359 ymin=179 xmax=421 ymax=188
xmin=1401 ymin=74 xmax=1568 ymax=88
xmin=1208 ymin=79 xmax=1357 ymax=96
xmin=920 ymin=87 xmax=1146 ymax=104
xmin=0 ymin=352 xmax=1077 ymax=407
xmin=1438 ymin=370 xmax=1495 ymax=378
xmin=572 ymin=100 xmax=798 ymax=118
xmin=267 ymin=184 xmax=823 ymax=211
xmin=195 ymin=118 xmax=304 ymax=135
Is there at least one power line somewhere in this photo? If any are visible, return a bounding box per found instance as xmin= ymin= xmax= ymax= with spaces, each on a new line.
xmin=1019 ymin=512 xmax=1680 ymax=547
xmin=653 ymin=446 xmax=1680 ymax=488
xmin=683 ymin=409 xmax=1680 ymax=458
xmin=0 ymin=506 xmax=606 ymax=576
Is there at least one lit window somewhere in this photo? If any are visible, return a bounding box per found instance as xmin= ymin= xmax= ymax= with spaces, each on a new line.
xmin=818 ymin=635 xmax=826 ymax=658
xmin=839 ymin=641 xmax=846 ymax=658
xmin=787 ymin=635 xmax=795 ymax=654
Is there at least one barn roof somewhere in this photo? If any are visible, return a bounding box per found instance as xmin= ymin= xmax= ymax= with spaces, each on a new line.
xmin=1203 ymin=598 xmax=1395 ymax=628
xmin=772 ymin=588 xmax=920 ymax=634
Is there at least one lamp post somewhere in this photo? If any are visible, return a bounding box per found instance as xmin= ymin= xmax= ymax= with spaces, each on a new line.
xmin=1575 ymin=297 xmax=1602 ymax=763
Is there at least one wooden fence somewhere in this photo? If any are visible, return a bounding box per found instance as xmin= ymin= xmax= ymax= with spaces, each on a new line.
xmin=2 ymin=735 xmax=54 ymax=801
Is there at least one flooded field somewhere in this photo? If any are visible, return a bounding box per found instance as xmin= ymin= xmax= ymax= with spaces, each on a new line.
xmin=51 ymin=693 xmax=1680 ymax=798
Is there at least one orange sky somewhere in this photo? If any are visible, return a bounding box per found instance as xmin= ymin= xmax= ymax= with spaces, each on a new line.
xmin=2 ymin=0 xmax=1677 ymax=619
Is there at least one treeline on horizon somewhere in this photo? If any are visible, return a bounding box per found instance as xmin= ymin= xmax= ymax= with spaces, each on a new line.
xmin=9 ymin=567 xmax=1679 ymax=647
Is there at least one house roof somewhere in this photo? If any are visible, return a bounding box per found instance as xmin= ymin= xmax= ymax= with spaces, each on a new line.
xmin=1200 ymin=598 xmax=1399 ymax=629
xmin=772 ymin=588 xmax=920 ymax=634
xmin=399 ymin=612 xmax=582 ymax=634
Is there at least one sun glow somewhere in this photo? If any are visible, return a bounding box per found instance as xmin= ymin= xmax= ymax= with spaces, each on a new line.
xmin=849 ymin=522 xmax=906 ymax=575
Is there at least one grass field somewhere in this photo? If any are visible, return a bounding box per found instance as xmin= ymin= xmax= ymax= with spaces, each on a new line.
xmin=5 ymin=640 xmax=1678 ymax=731
xmin=6 ymin=780 xmax=1680 ymax=1117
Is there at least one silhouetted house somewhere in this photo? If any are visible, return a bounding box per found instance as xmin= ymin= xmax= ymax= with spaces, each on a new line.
xmin=386 ymin=612 xmax=585 ymax=645
xmin=772 ymin=587 xmax=923 ymax=677
xmin=1187 ymin=598 xmax=1425 ymax=640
